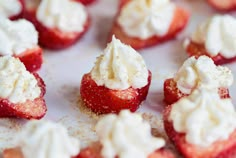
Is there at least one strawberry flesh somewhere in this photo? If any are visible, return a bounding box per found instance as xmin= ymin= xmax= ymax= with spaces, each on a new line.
xmin=207 ymin=0 xmax=236 ymax=11
xmin=77 ymin=142 xmax=175 ymax=158
xmin=15 ymin=46 xmax=43 ymax=72
xmin=80 ymin=71 xmax=151 ymax=114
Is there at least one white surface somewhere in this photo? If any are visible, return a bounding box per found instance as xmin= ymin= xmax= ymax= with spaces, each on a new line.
xmin=1 ymin=0 xmax=236 ymax=157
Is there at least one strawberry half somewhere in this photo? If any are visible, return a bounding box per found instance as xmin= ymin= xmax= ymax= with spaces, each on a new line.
xmin=9 ymin=0 xmax=24 ymax=20
xmin=109 ymin=1 xmax=189 ymax=50
xmin=163 ymin=78 xmax=230 ymax=105
xmin=80 ymin=71 xmax=151 ymax=114
xmin=23 ymin=2 xmax=90 ymax=50
xmin=163 ymin=104 xmax=236 ymax=158
xmin=77 ymin=142 xmax=175 ymax=158
xmin=14 ymin=46 xmax=43 ymax=72
xmin=74 ymin=0 xmax=97 ymax=5
xmin=0 ymin=73 xmax=46 ymax=119
xmin=185 ymin=41 xmax=236 ymax=65
xmin=207 ymin=0 xmax=236 ymax=11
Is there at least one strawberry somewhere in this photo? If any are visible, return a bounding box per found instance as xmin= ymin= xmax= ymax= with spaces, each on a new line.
xmin=207 ymin=0 xmax=236 ymax=11
xmin=15 ymin=46 xmax=43 ymax=72
xmin=80 ymin=71 xmax=151 ymax=114
xmin=163 ymin=78 xmax=230 ymax=105
xmin=23 ymin=2 xmax=90 ymax=50
xmin=185 ymin=41 xmax=236 ymax=65
xmin=0 ymin=73 xmax=47 ymax=119
xmin=74 ymin=0 xmax=97 ymax=5
xmin=3 ymin=148 xmax=23 ymax=158
xmin=109 ymin=3 xmax=189 ymax=50
xmin=77 ymin=143 xmax=175 ymax=158
xmin=9 ymin=0 xmax=24 ymax=20
xmin=163 ymin=104 xmax=236 ymax=158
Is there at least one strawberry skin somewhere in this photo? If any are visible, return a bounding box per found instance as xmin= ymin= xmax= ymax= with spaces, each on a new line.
xmin=77 ymin=143 xmax=175 ymax=158
xmin=74 ymin=0 xmax=97 ymax=5
xmin=23 ymin=6 xmax=90 ymax=50
xmin=163 ymin=78 xmax=230 ymax=105
xmin=3 ymin=148 xmax=23 ymax=158
xmin=80 ymin=71 xmax=151 ymax=114
xmin=9 ymin=0 xmax=24 ymax=20
xmin=163 ymin=105 xmax=236 ymax=158
xmin=15 ymin=46 xmax=43 ymax=72
xmin=109 ymin=3 xmax=189 ymax=50
xmin=0 ymin=73 xmax=46 ymax=119
xmin=186 ymin=41 xmax=236 ymax=65
xmin=207 ymin=0 xmax=236 ymax=11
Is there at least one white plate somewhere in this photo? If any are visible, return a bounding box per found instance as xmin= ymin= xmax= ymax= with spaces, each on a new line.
xmin=1 ymin=0 xmax=236 ymax=156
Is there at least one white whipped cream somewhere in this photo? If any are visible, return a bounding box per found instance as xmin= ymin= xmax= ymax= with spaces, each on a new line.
xmin=96 ymin=110 xmax=165 ymax=158
xmin=169 ymin=89 xmax=236 ymax=147
xmin=36 ymin=0 xmax=87 ymax=32
xmin=0 ymin=0 xmax=22 ymax=18
xmin=191 ymin=15 xmax=236 ymax=58
xmin=16 ymin=120 xmax=80 ymax=158
xmin=174 ymin=56 xmax=233 ymax=94
xmin=117 ymin=0 xmax=175 ymax=39
xmin=0 ymin=56 xmax=41 ymax=103
xmin=0 ymin=18 xmax=38 ymax=56
xmin=91 ymin=36 xmax=149 ymax=90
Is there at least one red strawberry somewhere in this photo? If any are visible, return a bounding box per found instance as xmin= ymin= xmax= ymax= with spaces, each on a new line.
xmin=77 ymin=142 xmax=175 ymax=158
xmin=207 ymin=0 xmax=236 ymax=11
xmin=0 ymin=73 xmax=47 ymax=119
xmin=74 ymin=0 xmax=97 ymax=5
xmin=9 ymin=0 xmax=24 ymax=20
xmin=163 ymin=78 xmax=230 ymax=105
xmin=163 ymin=104 xmax=236 ymax=158
xmin=23 ymin=2 xmax=90 ymax=50
xmin=109 ymin=3 xmax=189 ymax=50
xmin=14 ymin=46 xmax=43 ymax=72
xmin=185 ymin=41 xmax=236 ymax=65
xmin=3 ymin=148 xmax=23 ymax=158
xmin=80 ymin=71 xmax=151 ymax=114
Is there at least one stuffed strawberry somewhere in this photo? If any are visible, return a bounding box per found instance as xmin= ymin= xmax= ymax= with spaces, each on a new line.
xmin=184 ymin=15 xmax=236 ymax=65
xmin=78 ymin=110 xmax=175 ymax=158
xmin=23 ymin=0 xmax=90 ymax=50
xmin=207 ymin=0 xmax=236 ymax=11
xmin=164 ymin=89 xmax=236 ymax=158
xmin=163 ymin=56 xmax=232 ymax=105
xmin=80 ymin=36 xmax=151 ymax=114
xmin=3 ymin=120 xmax=79 ymax=158
xmin=0 ymin=56 xmax=46 ymax=119
xmin=0 ymin=18 xmax=43 ymax=72
xmin=0 ymin=0 xmax=24 ymax=20
xmin=109 ymin=0 xmax=189 ymax=49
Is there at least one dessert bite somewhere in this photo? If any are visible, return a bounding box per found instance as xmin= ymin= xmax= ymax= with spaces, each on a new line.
xmin=109 ymin=0 xmax=189 ymax=49
xmin=0 ymin=56 xmax=46 ymax=119
xmin=164 ymin=89 xmax=236 ymax=158
xmin=23 ymin=0 xmax=90 ymax=50
xmin=78 ymin=110 xmax=175 ymax=158
xmin=163 ymin=56 xmax=233 ymax=105
xmin=0 ymin=0 xmax=24 ymax=20
xmin=80 ymin=36 xmax=152 ymax=114
xmin=207 ymin=0 xmax=236 ymax=11
xmin=0 ymin=18 xmax=43 ymax=72
xmin=184 ymin=15 xmax=236 ymax=65
xmin=3 ymin=120 xmax=80 ymax=158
